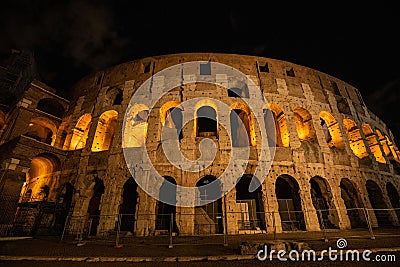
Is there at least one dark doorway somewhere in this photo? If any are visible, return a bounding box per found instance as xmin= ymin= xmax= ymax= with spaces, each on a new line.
xmin=366 ymin=180 xmax=392 ymax=227
xmin=197 ymin=106 xmax=217 ymax=137
xmin=340 ymin=178 xmax=367 ymax=228
xmin=119 ymin=177 xmax=138 ymax=233
xmin=87 ymin=176 xmax=105 ymax=236
xmin=236 ymin=175 xmax=266 ymax=230
xmin=310 ymin=177 xmax=338 ymax=229
xmin=156 ymin=176 xmax=178 ymax=233
xmin=195 ymin=175 xmax=223 ymax=234
xmin=275 ymin=175 xmax=306 ymax=231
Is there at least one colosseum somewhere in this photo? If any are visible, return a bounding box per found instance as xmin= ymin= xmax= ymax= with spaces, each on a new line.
xmin=1 ymin=50 xmax=400 ymax=238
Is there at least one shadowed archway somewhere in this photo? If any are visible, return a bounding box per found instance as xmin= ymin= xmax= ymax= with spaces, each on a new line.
xmin=275 ymin=175 xmax=306 ymax=231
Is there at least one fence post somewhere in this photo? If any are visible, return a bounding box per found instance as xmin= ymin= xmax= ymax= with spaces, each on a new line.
xmin=115 ymin=214 xmax=122 ymax=248
xmin=363 ymin=208 xmax=375 ymax=240
xmin=168 ymin=213 xmax=173 ymax=248
xmin=317 ymin=209 xmax=328 ymax=242
xmin=272 ymin=211 xmax=276 ymax=241
xmin=223 ymin=194 xmax=228 ymax=247
xmin=60 ymin=214 xmax=70 ymax=242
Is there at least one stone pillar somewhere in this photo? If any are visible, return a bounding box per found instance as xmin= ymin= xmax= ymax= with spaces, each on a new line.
xmin=284 ymin=111 xmax=301 ymax=149
xmin=176 ymin=206 xmax=195 ymax=236
xmin=329 ymin=181 xmax=352 ymax=230
xmin=298 ymin=180 xmax=320 ymax=231
xmin=224 ymin=189 xmax=239 ymax=235
xmin=263 ymin=176 xmax=282 ymax=233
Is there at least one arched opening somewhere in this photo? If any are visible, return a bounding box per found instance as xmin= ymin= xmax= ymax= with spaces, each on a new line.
xmin=24 ymin=117 xmax=57 ymax=145
xmin=386 ymin=182 xmax=400 ymax=222
xmin=195 ymin=175 xmax=223 ymax=234
xmin=340 ymin=178 xmax=367 ymax=228
xmin=21 ymin=153 xmax=61 ymax=202
xmin=160 ymin=101 xmax=183 ymax=140
xmin=59 ymin=130 xmax=67 ymax=150
xmin=105 ymin=87 xmax=123 ymax=106
xmin=376 ymin=129 xmax=391 ymax=157
xmin=119 ymin=177 xmax=138 ymax=233
xmin=362 ymin=123 xmax=386 ymax=163
xmin=155 ymin=176 xmax=178 ymax=233
xmin=230 ymin=109 xmax=252 ymax=147
xmin=386 ymin=136 xmax=400 ymax=162
xmin=343 ymin=119 xmax=368 ymax=159
xmin=91 ymin=110 xmax=118 ymax=152
xmin=123 ymin=104 xmax=149 ymax=148
xmin=36 ymin=98 xmax=65 ymax=118
xmin=196 ymin=106 xmax=217 ymax=137
xmin=366 ymin=180 xmax=392 ymax=227
xmin=236 ymin=175 xmax=265 ymax=230
xmin=293 ymin=107 xmax=316 ymax=141
xmin=310 ymin=177 xmax=339 ymax=229
xmin=87 ymin=176 xmax=105 ymax=236
xmin=69 ymin=114 xmax=92 ymax=150
xmin=319 ymin=111 xmax=345 ymax=149
xmin=275 ymin=175 xmax=306 ymax=231
xmin=263 ymin=103 xmax=289 ymax=147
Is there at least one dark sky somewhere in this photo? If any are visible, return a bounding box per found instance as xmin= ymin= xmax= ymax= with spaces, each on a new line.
xmin=1 ymin=1 xmax=399 ymax=138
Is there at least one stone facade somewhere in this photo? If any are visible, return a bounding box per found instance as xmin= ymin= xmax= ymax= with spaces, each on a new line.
xmin=1 ymin=52 xmax=400 ymax=237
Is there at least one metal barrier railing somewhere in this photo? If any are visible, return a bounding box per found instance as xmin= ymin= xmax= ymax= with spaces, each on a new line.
xmin=0 ymin=206 xmax=398 ymax=248
xmin=56 ymin=207 xmax=400 ymax=248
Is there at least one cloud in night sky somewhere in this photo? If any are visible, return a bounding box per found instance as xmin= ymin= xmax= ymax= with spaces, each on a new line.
xmin=0 ymin=1 xmax=399 ymax=139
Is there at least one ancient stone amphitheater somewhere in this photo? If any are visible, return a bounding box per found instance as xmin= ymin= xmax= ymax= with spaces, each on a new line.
xmin=1 ymin=52 xmax=400 ymax=237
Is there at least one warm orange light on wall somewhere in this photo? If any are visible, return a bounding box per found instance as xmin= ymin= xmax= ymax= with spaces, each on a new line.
xmin=69 ymin=113 xmax=92 ymax=150
xmin=343 ymin=119 xmax=368 ymax=159
xmin=20 ymin=154 xmax=60 ymax=202
xmin=123 ymin=104 xmax=149 ymax=148
xmin=263 ymin=103 xmax=290 ymax=148
xmin=91 ymin=110 xmax=118 ymax=152
xmin=319 ymin=111 xmax=345 ymax=149
xmin=294 ymin=107 xmax=315 ymax=141
xmin=160 ymin=101 xmax=181 ymax=127
xmin=230 ymin=102 xmax=256 ymax=147
xmin=386 ymin=136 xmax=400 ymax=161
xmin=376 ymin=129 xmax=391 ymax=157
xmin=361 ymin=123 xmax=386 ymax=163
xmin=25 ymin=117 xmax=57 ymax=145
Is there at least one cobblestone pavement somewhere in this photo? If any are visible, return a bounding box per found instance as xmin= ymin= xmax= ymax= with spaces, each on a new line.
xmin=1 ymin=228 xmax=400 ymax=265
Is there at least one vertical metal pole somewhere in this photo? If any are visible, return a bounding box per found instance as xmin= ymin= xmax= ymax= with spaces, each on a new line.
xmin=318 ymin=209 xmax=328 ymax=242
xmin=60 ymin=214 xmax=70 ymax=242
xmin=272 ymin=211 xmax=276 ymax=241
xmin=115 ymin=214 xmax=122 ymax=247
xmin=363 ymin=208 xmax=375 ymax=240
xmin=168 ymin=213 xmax=173 ymax=248
xmin=223 ymin=193 xmax=228 ymax=247
xmin=87 ymin=217 xmax=93 ymax=238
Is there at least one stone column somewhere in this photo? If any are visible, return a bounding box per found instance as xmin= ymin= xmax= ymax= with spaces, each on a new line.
xmin=298 ymin=179 xmax=320 ymax=231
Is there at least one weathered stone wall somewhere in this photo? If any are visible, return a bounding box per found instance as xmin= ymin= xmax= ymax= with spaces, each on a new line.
xmin=1 ymin=53 xmax=400 ymax=237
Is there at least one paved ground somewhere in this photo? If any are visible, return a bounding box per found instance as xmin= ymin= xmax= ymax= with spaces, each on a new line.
xmin=1 ymin=228 xmax=400 ymax=266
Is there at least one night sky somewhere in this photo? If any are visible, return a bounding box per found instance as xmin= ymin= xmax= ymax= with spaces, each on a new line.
xmin=1 ymin=1 xmax=399 ymax=139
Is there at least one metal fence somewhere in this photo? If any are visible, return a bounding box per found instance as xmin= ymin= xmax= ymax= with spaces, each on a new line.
xmin=56 ymin=207 xmax=400 ymax=248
